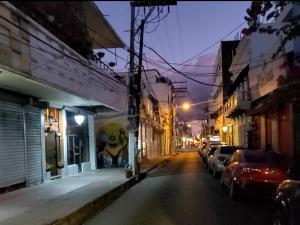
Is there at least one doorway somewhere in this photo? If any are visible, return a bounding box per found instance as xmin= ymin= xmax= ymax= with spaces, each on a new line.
xmin=67 ymin=135 xmax=86 ymax=172
xmin=44 ymin=108 xmax=63 ymax=177
xmin=66 ymin=111 xmax=89 ymax=173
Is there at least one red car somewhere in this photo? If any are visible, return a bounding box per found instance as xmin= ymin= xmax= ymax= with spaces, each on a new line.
xmin=221 ymin=150 xmax=290 ymax=200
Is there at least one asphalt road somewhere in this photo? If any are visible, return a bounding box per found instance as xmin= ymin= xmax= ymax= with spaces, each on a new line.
xmin=84 ymin=151 xmax=271 ymax=225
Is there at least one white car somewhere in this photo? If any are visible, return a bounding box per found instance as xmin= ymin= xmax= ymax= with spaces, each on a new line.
xmin=207 ymin=146 xmax=244 ymax=177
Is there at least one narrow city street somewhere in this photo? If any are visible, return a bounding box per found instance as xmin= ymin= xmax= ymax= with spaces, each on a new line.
xmin=84 ymin=151 xmax=271 ymax=225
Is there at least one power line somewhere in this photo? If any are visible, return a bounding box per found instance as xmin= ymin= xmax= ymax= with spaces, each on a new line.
xmin=92 ymin=33 xmax=281 ymax=83
xmin=163 ymin=18 xmax=176 ymax=62
xmin=70 ymin=7 xmax=247 ymax=78
xmin=160 ymin=21 xmax=247 ymax=75
xmin=144 ymin=44 xmax=231 ymax=87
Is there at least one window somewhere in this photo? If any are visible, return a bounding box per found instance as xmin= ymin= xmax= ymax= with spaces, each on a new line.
xmin=243 ymin=151 xmax=281 ymax=164
xmin=229 ymin=151 xmax=240 ymax=164
xmin=220 ymin=146 xmax=238 ymax=155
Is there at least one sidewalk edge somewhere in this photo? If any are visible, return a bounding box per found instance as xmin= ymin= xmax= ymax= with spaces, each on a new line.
xmin=49 ymin=153 xmax=177 ymax=225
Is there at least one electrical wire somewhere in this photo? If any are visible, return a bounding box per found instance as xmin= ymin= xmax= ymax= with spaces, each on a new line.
xmin=163 ymin=19 xmax=175 ymax=62
xmin=144 ymin=44 xmax=231 ymax=87
xmin=144 ymin=17 xmax=160 ymax=33
xmin=160 ymin=21 xmax=247 ymax=75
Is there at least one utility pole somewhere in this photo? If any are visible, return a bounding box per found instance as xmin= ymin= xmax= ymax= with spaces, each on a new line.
xmin=127 ymin=3 xmax=149 ymax=178
xmin=127 ymin=2 xmax=136 ymax=176
xmin=134 ymin=19 xmax=145 ymax=176
xmin=127 ymin=1 xmax=177 ymax=178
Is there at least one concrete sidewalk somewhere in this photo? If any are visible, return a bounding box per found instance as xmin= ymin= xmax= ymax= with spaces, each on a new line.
xmin=0 ymin=155 xmax=174 ymax=225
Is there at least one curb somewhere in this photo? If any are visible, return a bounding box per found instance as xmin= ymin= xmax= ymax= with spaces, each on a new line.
xmin=141 ymin=152 xmax=177 ymax=175
xmin=49 ymin=153 xmax=176 ymax=225
xmin=50 ymin=177 xmax=137 ymax=225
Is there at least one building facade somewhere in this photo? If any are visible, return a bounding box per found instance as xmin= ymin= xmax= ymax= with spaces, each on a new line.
xmin=0 ymin=1 xmax=126 ymax=190
xmin=139 ymin=69 xmax=174 ymax=160
xmin=210 ymin=40 xmax=240 ymax=145
xmin=208 ymin=2 xmax=300 ymax=164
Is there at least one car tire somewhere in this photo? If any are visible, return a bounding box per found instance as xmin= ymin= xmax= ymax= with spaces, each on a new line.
xmin=272 ymin=210 xmax=287 ymax=225
xmin=229 ymin=180 xmax=240 ymax=200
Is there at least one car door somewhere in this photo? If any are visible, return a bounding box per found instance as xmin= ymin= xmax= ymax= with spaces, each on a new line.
xmin=223 ymin=151 xmax=240 ymax=186
xmin=210 ymin=148 xmax=220 ymax=170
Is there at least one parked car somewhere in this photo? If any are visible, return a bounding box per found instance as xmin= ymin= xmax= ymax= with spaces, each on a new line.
xmin=203 ymin=145 xmax=218 ymax=168
xmin=207 ymin=146 xmax=244 ymax=177
xmin=199 ymin=143 xmax=210 ymax=158
xmin=198 ymin=144 xmax=206 ymax=156
xmin=221 ymin=150 xmax=290 ymax=200
xmin=272 ymin=162 xmax=300 ymax=225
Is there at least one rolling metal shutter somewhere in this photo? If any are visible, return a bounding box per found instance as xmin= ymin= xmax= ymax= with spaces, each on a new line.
xmin=24 ymin=106 xmax=43 ymax=186
xmin=271 ymin=117 xmax=279 ymax=152
xmin=0 ymin=102 xmax=26 ymax=188
xmin=260 ymin=116 xmax=266 ymax=150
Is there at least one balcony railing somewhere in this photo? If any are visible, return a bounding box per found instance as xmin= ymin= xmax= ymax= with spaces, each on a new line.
xmin=223 ymin=90 xmax=251 ymax=115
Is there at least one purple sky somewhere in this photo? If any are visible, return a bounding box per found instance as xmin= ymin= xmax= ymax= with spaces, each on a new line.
xmin=96 ymin=1 xmax=250 ymax=121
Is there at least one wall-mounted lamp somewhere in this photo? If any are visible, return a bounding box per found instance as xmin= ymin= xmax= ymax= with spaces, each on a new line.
xmin=74 ymin=115 xmax=85 ymax=126
xmin=222 ymin=126 xmax=228 ymax=133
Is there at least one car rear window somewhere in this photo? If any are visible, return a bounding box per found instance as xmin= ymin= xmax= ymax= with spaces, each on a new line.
xmin=220 ymin=146 xmax=238 ymax=154
xmin=244 ymin=152 xmax=282 ymax=164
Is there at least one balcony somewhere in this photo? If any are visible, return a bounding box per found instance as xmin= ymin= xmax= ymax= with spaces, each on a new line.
xmin=0 ymin=3 xmax=127 ymax=112
xmin=223 ymin=90 xmax=251 ymax=118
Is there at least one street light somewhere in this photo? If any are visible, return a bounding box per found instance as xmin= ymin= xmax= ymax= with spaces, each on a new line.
xmin=222 ymin=126 xmax=228 ymax=133
xmin=187 ymin=124 xmax=191 ymax=128
xmin=182 ymin=102 xmax=191 ymax=110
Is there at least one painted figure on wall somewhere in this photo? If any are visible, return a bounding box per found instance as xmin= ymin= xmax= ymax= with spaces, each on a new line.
xmin=96 ymin=121 xmax=128 ymax=168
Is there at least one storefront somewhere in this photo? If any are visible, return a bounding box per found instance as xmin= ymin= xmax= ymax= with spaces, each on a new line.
xmin=248 ymin=82 xmax=300 ymax=159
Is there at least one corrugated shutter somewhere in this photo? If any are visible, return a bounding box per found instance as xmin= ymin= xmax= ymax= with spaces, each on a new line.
xmin=271 ymin=117 xmax=279 ymax=152
xmin=0 ymin=102 xmax=26 ymax=188
xmin=24 ymin=106 xmax=43 ymax=186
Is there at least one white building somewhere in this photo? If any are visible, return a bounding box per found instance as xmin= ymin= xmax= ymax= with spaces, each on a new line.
xmin=0 ymin=1 xmax=126 ymax=189
xmin=139 ymin=69 xmax=174 ymax=160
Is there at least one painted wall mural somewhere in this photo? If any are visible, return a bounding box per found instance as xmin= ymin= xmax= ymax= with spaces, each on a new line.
xmin=95 ymin=115 xmax=128 ymax=168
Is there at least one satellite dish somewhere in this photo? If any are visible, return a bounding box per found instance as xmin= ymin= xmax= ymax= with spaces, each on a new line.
xmin=97 ymin=52 xmax=105 ymax=59
xmin=108 ymin=62 xmax=116 ymax=67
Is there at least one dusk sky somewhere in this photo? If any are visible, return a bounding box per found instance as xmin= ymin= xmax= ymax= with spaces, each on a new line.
xmin=96 ymin=1 xmax=251 ymax=123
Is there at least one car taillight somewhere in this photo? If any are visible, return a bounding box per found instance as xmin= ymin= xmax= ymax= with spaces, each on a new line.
xmin=242 ymin=168 xmax=262 ymax=174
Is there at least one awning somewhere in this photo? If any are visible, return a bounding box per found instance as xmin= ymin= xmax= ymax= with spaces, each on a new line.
xmin=83 ymin=2 xmax=125 ymax=49
xmin=0 ymin=65 xmax=117 ymax=111
xmin=248 ymin=81 xmax=300 ymax=115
